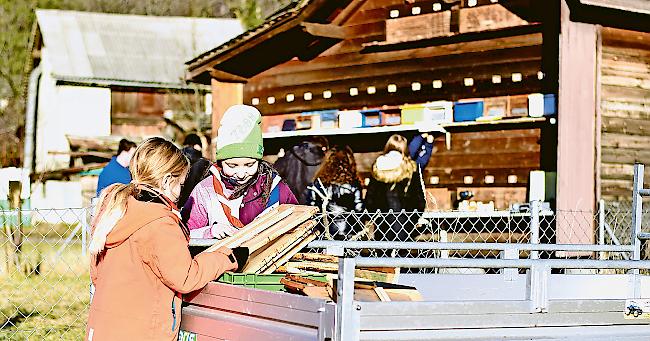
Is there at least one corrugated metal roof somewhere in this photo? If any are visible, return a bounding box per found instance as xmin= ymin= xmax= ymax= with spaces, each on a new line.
xmin=36 ymin=9 xmax=244 ymax=88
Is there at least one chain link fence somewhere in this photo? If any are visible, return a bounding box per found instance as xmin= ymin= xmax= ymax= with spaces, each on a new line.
xmin=0 ymin=201 xmax=646 ymax=339
xmin=1 ymin=208 xmax=91 ymax=341
xmin=309 ymin=201 xmax=644 ymax=265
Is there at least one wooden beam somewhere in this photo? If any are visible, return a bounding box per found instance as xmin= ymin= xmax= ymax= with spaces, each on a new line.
xmin=332 ymin=0 xmax=369 ymax=25
xmin=31 ymin=163 xmax=107 ymax=182
xmin=301 ymin=22 xmax=348 ymax=39
xmin=556 ymin=0 xmax=597 ymax=244
xmin=209 ymin=68 xmax=249 ymax=83
xmin=211 ymin=80 xmax=244 ymax=158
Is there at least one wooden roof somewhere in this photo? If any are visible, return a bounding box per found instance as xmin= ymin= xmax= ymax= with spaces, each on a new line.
xmin=185 ymin=0 xmax=361 ymax=83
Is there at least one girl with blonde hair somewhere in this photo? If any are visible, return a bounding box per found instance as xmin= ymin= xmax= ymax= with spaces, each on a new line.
xmin=86 ymin=137 xmax=239 ymax=341
xmin=365 ymin=134 xmax=425 ymax=243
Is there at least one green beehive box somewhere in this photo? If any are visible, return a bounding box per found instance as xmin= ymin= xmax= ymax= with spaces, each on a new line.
xmin=217 ymin=272 xmax=327 ymax=292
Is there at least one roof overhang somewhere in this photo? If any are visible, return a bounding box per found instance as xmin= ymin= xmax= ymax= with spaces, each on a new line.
xmin=568 ymin=0 xmax=650 ymax=31
xmin=186 ymin=0 xmax=360 ymax=84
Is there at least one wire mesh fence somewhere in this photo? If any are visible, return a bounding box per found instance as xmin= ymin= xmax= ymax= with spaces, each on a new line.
xmin=308 ymin=201 xmax=643 ymax=264
xmin=1 ymin=207 xmax=91 ymax=341
xmin=0 ymin=201 xmax=646 ymax=339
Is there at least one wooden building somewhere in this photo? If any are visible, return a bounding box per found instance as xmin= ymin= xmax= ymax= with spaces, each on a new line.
xmin=23 ymin=10 xmax=243 ymax=209
xmin=186 ymin=0 xmax=650 ymax=243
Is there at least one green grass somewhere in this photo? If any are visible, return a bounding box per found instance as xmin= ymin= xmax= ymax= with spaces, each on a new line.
xmin=0 ymin=241 xmax=89 ymax=340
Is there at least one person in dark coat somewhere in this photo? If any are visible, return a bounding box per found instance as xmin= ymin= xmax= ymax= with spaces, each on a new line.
xmin=306 ymin=145 xmax=364 ymax=240
xmin=274 ymin=137 xmax=328 ymax=204
xmin=178 ymin=133 xmax=212 ymax=208
xmin=365 ymin=134 xmax=425 ymax=243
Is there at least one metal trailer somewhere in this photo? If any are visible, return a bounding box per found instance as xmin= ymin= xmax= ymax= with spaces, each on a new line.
xmin=180 ymin=241 xmax=650 ymax=341
xmin=179 ymin=164 xmax=650 ymax=340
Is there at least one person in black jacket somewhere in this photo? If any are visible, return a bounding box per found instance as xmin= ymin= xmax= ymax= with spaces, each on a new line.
xmin=274 ymin=137 xmax=328 ymax=204
xmin=177 ymin=133 xmax=211 ymax=208
xmin=366 ymin=134 xmax=425 ymax=243
xmin=306 ymin=145 xmax=364 ymax=240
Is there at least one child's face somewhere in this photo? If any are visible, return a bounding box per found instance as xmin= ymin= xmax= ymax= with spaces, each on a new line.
xmin=221 ymin=158 xmax=259 ymax=184
xmin=161 ymin=169 xmax=187 ymax=204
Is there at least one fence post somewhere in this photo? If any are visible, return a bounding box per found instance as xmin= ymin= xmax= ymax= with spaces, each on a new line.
xmin=631 ymin=164 xmax=644 ymax=271
xmin=500 ymin=247 xmax=519 ymax=281
xmin=598 ymin=200 xmax=605 ymax=260
xmin=530 ymin=200 xmax=540 ymax=260
xmin=528 ymin=263 xmax=550 ymax=313
xmin=336 ymin=256 xmax=360 ymax=341
xmin=81 ymin=208 xmax=89 ymax=256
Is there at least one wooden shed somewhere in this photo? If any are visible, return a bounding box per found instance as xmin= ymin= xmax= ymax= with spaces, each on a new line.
xmin=186 ymin=0 xmax=650 ymax=244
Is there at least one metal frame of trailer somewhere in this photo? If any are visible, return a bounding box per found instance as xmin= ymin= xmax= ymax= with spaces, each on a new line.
xmin=180 ymin=241 xmax=650 ymax=341
xmin=179 ymin=164 xmax=650 ymax=340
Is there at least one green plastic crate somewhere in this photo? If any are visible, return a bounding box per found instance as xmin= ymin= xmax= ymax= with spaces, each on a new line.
xmin=217 ymin=272 xmax=327 ymax=292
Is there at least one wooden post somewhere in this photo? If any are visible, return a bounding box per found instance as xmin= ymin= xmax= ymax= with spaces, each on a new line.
xmin=556 ymin=0 xmax=597 ymax=245
xmin=8 ymin=181 xmax=23 ymax=272
xmin=210 ymin=79 xmax=244 ymax=159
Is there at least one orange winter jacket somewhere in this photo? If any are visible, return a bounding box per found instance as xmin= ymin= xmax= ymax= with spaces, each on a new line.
xmin=86 ymin=195 xmax=236 ymax=341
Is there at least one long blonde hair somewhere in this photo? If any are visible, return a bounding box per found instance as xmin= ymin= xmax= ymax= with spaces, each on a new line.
xmin=89 ymin=137 xmax=189 ymax=255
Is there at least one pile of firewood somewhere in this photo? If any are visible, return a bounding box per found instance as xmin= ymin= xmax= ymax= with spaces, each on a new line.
xmin=207 ymin=204 xmax=421 ymax=301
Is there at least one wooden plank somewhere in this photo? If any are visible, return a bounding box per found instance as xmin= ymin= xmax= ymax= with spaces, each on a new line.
xmin=601 ymin=147 xmax=650 ymax=164
xmin=459 ymin=4 xmax=528 ymax=33
xmin=601 ymin=178 xmax=633 ymax=198
xmin=291 ymin=253 xmax=339 ymax=263
xmin=345 ymin=7 xmax=390 ymax=25
xmin=602 ymin=116 xmax=650 ymax=136
xmin=302 ymin=286 xmax=332 ymax=299
xmin=601 ymin=163 xmax=650 ymax=181
xmin=602 ymin=46 xmax=650 ymax=60
xmin=252 ymin=33 xmax=543 ymax=77
xmin=332 ymin=0 xmax=370 ymax=25
xmin=601 ymin=132 xmax=650 ymax=149
xmin=247 ymin=72 xmax=543 ymax=115
xmin=602 ymin=84 xmax=650 ymax=103
xmin=66 ymin=135 xmax=135 ymax=152
xmin=242 ymin=219 xmax=317 ymax=272
xmin=419 ymin=168 xmax=535 ymax=187
xmin=247 ymin=61 xmax=542 ymax=104
xmin=241 ymin=208 xmax=318 ymax=252
xmin=31 ymin=163 xmax=108 ymax=182
xmin=386 ymin=11 xmax=452 ymax=43
xmin=249 ymin=45 xmax=542 ymax=88
xmin=601 ymin=27 xmax=650 ymax=49
xmin=285 ymin=261 xmax=338 ymax=273
xmin=260 ymin=231 xmax=319 ymax=274
xmin=204 ymin=205 xmax=296 ymax=252
xmin=301 ymin=22 xmax=348 ymax=39
xmin=427 ymin=152 xmax=541 ymax=170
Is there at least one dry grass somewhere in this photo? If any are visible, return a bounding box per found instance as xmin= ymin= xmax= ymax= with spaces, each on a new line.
xmin=1 ymin=240 xmax=89 ymax=340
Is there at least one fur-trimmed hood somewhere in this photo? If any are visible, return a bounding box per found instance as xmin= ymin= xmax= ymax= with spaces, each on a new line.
xmin=371 ymin=151 xmax=417 ymax=183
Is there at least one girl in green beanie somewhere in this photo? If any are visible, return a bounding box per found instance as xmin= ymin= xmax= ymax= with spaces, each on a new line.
xmin=183 ymin=105 xmax=298 ymax=239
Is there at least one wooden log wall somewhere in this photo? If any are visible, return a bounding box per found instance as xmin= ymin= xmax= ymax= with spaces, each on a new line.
xmin=599 ymin=27 xmax=650 ymax=202
xmin=244 ymin=0 xmax=545 ymax=115
xmin=110 ymin=90 xmax=204 ymax=137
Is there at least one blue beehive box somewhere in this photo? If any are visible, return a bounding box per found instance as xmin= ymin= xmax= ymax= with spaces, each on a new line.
xmin=454 ymin=100 xmax=484 ymax=122
xmin=361 ymin=109 xmax=382 ymax=127
xmin=544 ymin=94 xmax=556 ymax=116
xmin=302 ymin=110 xmax=338 ymax=129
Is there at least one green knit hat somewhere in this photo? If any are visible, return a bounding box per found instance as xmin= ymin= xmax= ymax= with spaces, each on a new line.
xmin=215 ymin=104 xmax=264 ymax=160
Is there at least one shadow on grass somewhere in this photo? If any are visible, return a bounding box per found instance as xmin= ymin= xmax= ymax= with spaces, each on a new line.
xmin=1 ymin=307 xmax=34 ymax=330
